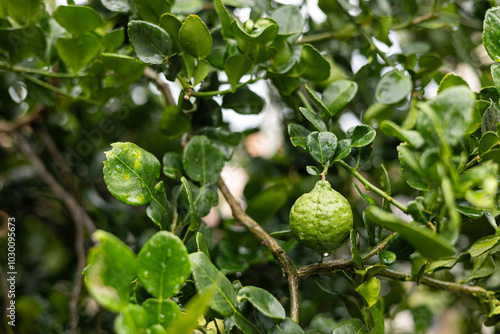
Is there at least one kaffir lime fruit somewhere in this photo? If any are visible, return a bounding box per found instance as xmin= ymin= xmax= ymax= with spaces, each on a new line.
xmin=289 ymin=180 xmax=353 ymax=253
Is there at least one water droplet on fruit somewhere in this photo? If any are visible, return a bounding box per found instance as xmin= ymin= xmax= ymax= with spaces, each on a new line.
xmin=145 ymin=252 xmax=151 ymax=259
xmin=323 ymin=252 xmax=330 ymax=257
xmin=143 ymin=270 xmax=149 ymax=278
xmin=116 ymin=166 xmax=122 ymax=173
xmin=160 ymin=262 xmax=166 ymax=268
xmin=159 ymin=314 xmax=165 ymax=320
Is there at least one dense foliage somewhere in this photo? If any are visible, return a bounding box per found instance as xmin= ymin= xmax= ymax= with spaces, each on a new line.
xmin=1 ymin=0 xmax=500 ymax=333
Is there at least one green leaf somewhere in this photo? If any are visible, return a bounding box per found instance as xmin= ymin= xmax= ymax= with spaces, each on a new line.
xmin=128 ymin=20 xmax=171 ymax=65
xmin=225 ymin=54 xmax=252 ymax=89
xmin=479 ymin=131 xmax=499 ymax=157
xmin=159 ymin=13 xmax=182 ymax=52
xmin=180 ymin=176 xmax=199 ymax=231
xmin=183 ymin=135 xmax=224 ymax=186
xmin=380 ymin=120 xmax=424 ymax=148
xmin=103 ymin=28 xmax=125 ymax=52
xmin=179 ymin=180 xmax=218 ymax=218
xmin=194 ymin=59 xmax=211 ymax=85
xmin=246 ymin=183 xmax=287 ymax=224
xmin=0 ymin=25 xmax=46 ymax=63
xmin=53 ymin=6 xmax=102 ymax=37
xmin=353 ymin=183 xmax=378 ymax=206
xmin=350 ymin=146 xmax=373 ymax=168
xmin=133 ymin=0 xmax=171 ymax=24
xmin=460 ymin=161 xmax=499 ymax=209
xmin=196 ymin=232 xmax=211 ymax=257
xmin=291 ymin=44 xmax=330 ymax=82
xmin=355 ymin=276 xmax=380 ymax=308
xmin=437 ymin=73 xmax=469 ymax=94
xmin=375 ymin=71 xmax=412 ymax=105
xmin=168 ymin=290 xmax=213 ymax=334
xmin=306 ymin=131 xmax=338 ymax=165
xmin=101 ymin=53 xmax=146 ymax=84
xmin=179 ymin=15 xmax=212 ymax=59
xmin=189 ymin=252 xmax=237 ymax=316
xmin=270 ymin=5 xmax=305 ymax=36
xmin=103 ymin=142 xmax=161 ymax=206
xmin=222 ymin=87 xmax=264 ymax=114
xmin=237 ymin=286 xmax=286 ymax=321
xmin=483 ymin=7 xmax=500 ymax=62
xmin=299 ymin=107 xmax=327 ymax=132
xmin=83 ymin=230 xmax=137 ymax=312
xmin=306 ymin=165 xmax=321 ymax=175
xmin=370 ymin=300 xmax=385 ymax=334
xmin=305 ymin=85 xmax=330 ymax=117
xmin=350 ymin=230 xmax=363 ymax=267
xmin=162 ymin=152 xmax=183 ymax=179
xmin=142 ymin=299 xmax=181 ymax=328
xmin=322 ymin=80 xmax=358 ymax=117
xmin=332 ymin=318 xmax=370 ymax=334
xmin=214 ymin=0 xmax=232 ymax=38
xmin=56 ymin=35 xmax=101 ymax=74
xmin=146 ymin=181 xmax=173 ymax=230
xmin=231 ymin=18 xmax=278 ymax=56
xmin=137 ymin=231 xmax=191 ymax=299
xmin=365 ymin=207 xmax=455 ymax=258
xmin=465 ymin=252 xmax=495 ymax=282
xmin=269 ymin=230 xmax=296 ymax=242
xmin=288 ymin=123 xmax=310 ymax=148
xmin=160 ymin=105 xmax=191 ymax=140
xmin=269 ymin=318 xmax=305 ymax=334
xmin=114 ymin=304 xmax=149 ymax=334
xmin=234 ymin=312 xmax=261 ymax=334
xmin=468 ymin=235 xmax=500 ymax=258
xmin=397 ymin=144 xmax=428 ymax=191
xmin=346 ymin=125 xmax=376 ymax=148
xmin=482 ymin=102 xmax=500 ymax=134
xmin=101 ymin=0 xmax=131 ymax=12
xmin=332 ymin=139 xmax=352 ymax=162
xmin=7 ymin=0 xmax=43 ymax=26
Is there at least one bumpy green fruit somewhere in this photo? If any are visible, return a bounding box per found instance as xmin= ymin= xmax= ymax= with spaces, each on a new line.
xmin=289 ymin=180 xmax=353 ymax=252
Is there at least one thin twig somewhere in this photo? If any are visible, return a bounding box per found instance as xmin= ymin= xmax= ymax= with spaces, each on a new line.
xmin=0 ymin=107 xmax=44 ymax=133
xmin=217 ymin=178 xmax=300 ymax=322
xmin=143 ymin=67 xmax=176 ymax=105
xmin=12 ymin=133 xmax=97 ymax=334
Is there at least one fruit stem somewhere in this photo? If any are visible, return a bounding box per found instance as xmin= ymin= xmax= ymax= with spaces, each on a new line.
xmin=337 ymin=161 xmax=409 ymax=213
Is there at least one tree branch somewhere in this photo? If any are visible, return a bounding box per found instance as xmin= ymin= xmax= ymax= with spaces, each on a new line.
xmin=143 ymin=67 xmax=176 ymax=106
xmin=0 ymin=106 xmax=44 ymax=133
xmin=217 ymin=178 xmax=300 ymax=322
xmin=12 ymin=132 xmax=96 ymax=334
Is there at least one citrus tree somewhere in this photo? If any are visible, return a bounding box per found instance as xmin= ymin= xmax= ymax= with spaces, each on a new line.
xmin=1 ymin=0 xmax=500 ymax=333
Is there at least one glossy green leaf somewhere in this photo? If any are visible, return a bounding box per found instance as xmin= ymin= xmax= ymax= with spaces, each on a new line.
xmin=270 ymin=5 xmax=305 ymax=36
xmin=7 ymin=0 xmax=43 ymax=26
xmin=322 ymin=80 xmax=358 ymax=117
xmin=171 ymin=0 xmax=203 ymax=14
xmin=346 ymin=125 xmax=376 ymax=148
xmin=465 ymin=252 xmax=496 ymax=282
xmin=483 ymin=7 xmax=500 ymax=62
xmin=380 ymin=120 xmax=424 ymax=148
xmin=168 ymin=290 xmax=213 ymax=334
xmin=306 ymin=165 xmax=321 ymax=175
xmin=225 ymin=54 xmax=252 ymax=89
xmin=53 ymin=6 xmax=102 ymax=37
xmin=128 ymin=20 xmax=171 ymax=64
xmin=183 ymin=135 xmax=224 ymax=186
xmin=397 ymin=144 xmax=429 ymax=191
xmin=143 ymin=299 xmax=181 ymax=328
xmin=468 ymin=235 xmax=500 ymax=258
xmin=214 ymin=0 xmax=232 ymax=38
xmin=375 ymin=71 xmax=412 ymax=105
xmin=180 ymin=176 xmax=199 ymax=231
xmin=479 ymin=131 xmax=499 ymax=157
xmin=114 ymin=304 xmax=149 ymax=334
xmin=137 ymin=231 xmax=190 ymax=299
xmin=101 ymin=53 xmax=146 ymax=84
xmin=350 ymin=146 xmax=373 ymax=168
xmin=56 ymin=35 xmax=101 ymax=74
xmin=222 ymin=87 xmax=264 ymax=114
xmin=460 ymin=161 xmax=499 ymax=209
xmin=365 ymin=207 xmax=455 ymax=258
xmin=231 ymin=18 xmax=278 ymax=56
xmin=146 ymin=181 xmax=173 ymax=230
xmin=299 ymin=107 xmax=327 ymax=132
xmin=162 ymin=152 xmax=183 ymax=179
xmin=288 ymin=123 xmax=310 ymax=148
xmin=103 ymin=142 xmax=161 ymax=206
xmin=269 ymin=318 xmax=305 ymax=334
xmin=290 ymin=44 xmax=330 ymax=82
xmin=332 ymin=139 xmax=352 ymax=162
xmin=350 ymin=230 xmax=362 ymax=267
xmin=332 ymin=318 xmax=370 ymax=334
xmin=371 ymin=300 xmax=385 ymax=334
xmin=437 ymin=73 xmax=469 ymax=94
xmin=189 ymin=252 xmax=237 ymax=316
xmin=407 ymin=197 xmax=430 ymax=224
xmin=234 ymin=312 xmax=261 ymax=334
xmin=179 ymin=180 xmax=218 ymax=218
xmin=0 ymin=25 xmax=46 ymax=63
xmin=160 ymin=105 xmax=191 ymax=140
xmin=353 ymin=183 xmax=378 ymax=206
xmin=101 ymin=0 xmax=131 ymax=12
xmin=194 ymin=59 xmax=211 ymax=85
xmin=305 ymin=84 xmax=330 ymax=117
xmin=237 ymin=286 xmax=286 ymax=321
xmin=83 ymin=230 xmax=137 ymax=312
xmin=355 ymin=276 xmax=380 ymax=308
xmin=133 ymin=0 xmax=171 ymax=24
xmin=306 ymin=131 xmax=338 ymax=165
xmin=482 ymin=103 xmax=500 ymax=134
xmin=179 ymin=15 xmax=212 ymax=59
